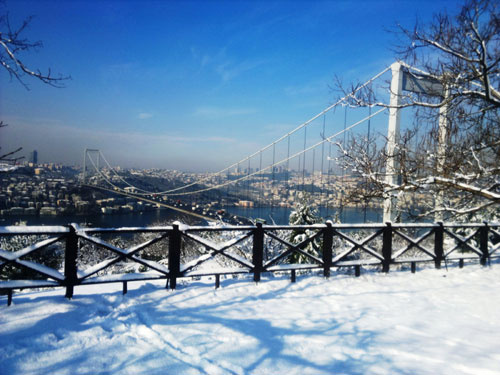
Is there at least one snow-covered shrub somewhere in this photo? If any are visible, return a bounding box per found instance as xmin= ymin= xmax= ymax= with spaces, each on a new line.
xmin=0 ymin=235 xmax=63 ymax=280
xmin=288 ymin=194 xmax=322 ymax=263
xmin=447 ymin=210 xmax=499 ymax=255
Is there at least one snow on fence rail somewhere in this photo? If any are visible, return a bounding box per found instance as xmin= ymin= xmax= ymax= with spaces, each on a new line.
xmin=1 ymin=221 xmax=499 ymax=306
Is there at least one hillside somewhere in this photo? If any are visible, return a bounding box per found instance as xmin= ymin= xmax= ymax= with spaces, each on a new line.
xmin=1 ymin=264 xmax=499 ymax=375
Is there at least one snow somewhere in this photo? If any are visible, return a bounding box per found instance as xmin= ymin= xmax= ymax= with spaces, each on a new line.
xmin=1 ymin=264 xmax=500 ymax=375
xmin=0 ymin=279 xmax=59 ymax=288
xmin=0 ymin=236 xmax=64 ymax=261
xmin=78 ymin=258 xmax=125 ymax=280
xmin=14 ymin=259 xmax=65 ymax=281
xmin=79 ymin=226 xmax=173 ymax=233
xmin=80 ymin=272 xmax=164 ymax=284
xmin=266 ymin=263 xmax=319 ymax=271
xmin=0 ymin=226 xmax=68 ymax=235
xmin=130 ymin=256 xmax=170 ymax=275
xmin=0 ymin=163 xmax=19 ymax=172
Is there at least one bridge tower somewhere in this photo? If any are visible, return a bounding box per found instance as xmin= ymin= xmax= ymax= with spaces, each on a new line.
xmin=82 ymin=148 xmax=100 ymax=183
xmin=383 ymin=63 xmax=403 ymax=223
xmin=383 ymin=62 xmax=447 ymax=222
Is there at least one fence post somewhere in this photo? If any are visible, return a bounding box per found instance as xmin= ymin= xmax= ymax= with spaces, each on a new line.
xmin=322 ymin=221 xmax=333 ymax=277
xmin=382 ymin=222 xmax=392 ymax=273
xmin=434 ymin=222 xmax=444 ymax=269
xmin=480 ymin=222 xmax=489 ymax=266
xmin=215 ymin=274 xmax=220 ymax=289
xmin=168 ymin=224 xmax=181 ymax=289
xmin=64 ymin=224 xmax=78 ymax=299
xmin=253 ymin=222 xmax=264 ymax=282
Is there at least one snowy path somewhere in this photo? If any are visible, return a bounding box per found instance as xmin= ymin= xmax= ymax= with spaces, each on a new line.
xmin=1 ymin=264 xmax=500 ymax=375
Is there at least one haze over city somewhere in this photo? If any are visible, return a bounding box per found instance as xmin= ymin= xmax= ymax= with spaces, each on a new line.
xmin=1 ymin=0 xmax=462 ymax=171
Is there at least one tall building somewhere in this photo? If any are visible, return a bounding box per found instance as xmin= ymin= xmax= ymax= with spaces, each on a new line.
xmin=29 ymin=150 xmax=38 ymax=164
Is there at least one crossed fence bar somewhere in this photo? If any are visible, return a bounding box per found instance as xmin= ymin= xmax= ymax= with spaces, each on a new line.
xmin=1 ymin=221 xmax=499 ymax=306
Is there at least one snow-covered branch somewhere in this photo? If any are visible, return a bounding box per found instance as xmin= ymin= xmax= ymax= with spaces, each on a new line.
xmin=0 ymin=13 xmax=70 ymax=89
xmin=330 ymin=0 xmax=499 ymax=222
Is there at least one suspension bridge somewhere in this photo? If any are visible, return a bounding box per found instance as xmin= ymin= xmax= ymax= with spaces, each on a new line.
xmin=80 ymin=62 xmax=436 ymax=224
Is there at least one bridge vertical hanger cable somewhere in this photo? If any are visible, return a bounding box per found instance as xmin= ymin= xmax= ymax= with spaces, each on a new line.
xmin=271 ymin=143 xmax=276 ymax=216
xmin=212 ymin=175 xmax=215 ymax=207
xmin=226 ymin=167 xmax=230 ymax=213
xmin=364 ymin=104 xmax=372 ymax=223
xmin=217 ymin=174 xmax=221 ymax=210
xmin=302 ymin=126 xmax=307 ymax=194
xmin=259 ymin=150 xmax=263 ymax=218
xmin=311 ymin=148 xmax=315 ymax=195
xmin=285 ymin=135 xmax=291 ymax=224
xmin=327 ymin=108 xmax=335 ymax=219
xmin=341 ymin=105 xmax=348 ymax=222
xmin=320 ymin=114 xmax=326 ymax=216
xmin=93 ymin=152 xmax=100 ymax=180
xmin=326 ymin=140 xmax=332 ymax=218
xmin=246 ymin=159 xmax=251 ymax=201
xmin=237 ymin=161 xmax=241 ymax=206
xmin=297 ymin=153 xmax=301 ymax=190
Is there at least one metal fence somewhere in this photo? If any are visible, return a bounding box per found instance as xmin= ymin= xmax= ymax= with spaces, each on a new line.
xmin=1 ymin=221 xmax=499 ymax=306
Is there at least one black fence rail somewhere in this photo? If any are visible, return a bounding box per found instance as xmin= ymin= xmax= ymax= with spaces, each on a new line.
xmin=1 ymin=221 xmax=499 ymax=306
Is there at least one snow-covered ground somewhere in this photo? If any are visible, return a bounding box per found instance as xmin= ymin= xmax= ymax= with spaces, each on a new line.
xmin=1 ymin=264 xmax=500 ymax=375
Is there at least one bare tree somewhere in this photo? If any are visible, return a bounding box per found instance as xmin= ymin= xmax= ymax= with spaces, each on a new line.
xmin=0 ymin=121 xmax=22 ymax=163
xmin=0 ymin=5 xmax=69 ymax=168
xmin=334 ymin=0 xmax=499 ymax=222
xmin=0 ymin=11 xmax=69 ymax=88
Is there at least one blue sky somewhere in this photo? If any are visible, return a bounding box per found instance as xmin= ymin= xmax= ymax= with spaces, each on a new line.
xmin=0 ymin=0 xmax=463 ymax=171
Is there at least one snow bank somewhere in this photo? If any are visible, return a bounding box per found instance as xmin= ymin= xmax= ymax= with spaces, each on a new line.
xmin=1 ymin=264 xmax=499 ymax=375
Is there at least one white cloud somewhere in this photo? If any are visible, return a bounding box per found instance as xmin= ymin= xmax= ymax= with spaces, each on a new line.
xmin=193 ymin=106 xmax=256 ymax=118
xmin=167 ymin=135 xmax=235 ymax=143
xmin=284 ymin=80 xmax=329 ymax=97
xmin=99 ymin=62 xmax=136 ymax=80
xmin=215 ymin=59 xmax=266 ymax=82
xmin=192 ymin=46 xmax=267 ymax=82
xmin=137 ymin=112 xmax=153 ymax=120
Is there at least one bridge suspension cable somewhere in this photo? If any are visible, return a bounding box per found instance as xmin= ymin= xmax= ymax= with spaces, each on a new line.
xmin=166 ymin=107 xmax=386 ymax=196
xmin=88 ymin=65 xmax=392 ymax=198
xmin=92 ymin=65 xmax=391 ymax=196
xmin=89 ymin=107 xmax=385 ymax=197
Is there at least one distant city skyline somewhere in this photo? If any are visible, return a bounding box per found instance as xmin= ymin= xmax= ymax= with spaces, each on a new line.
xmin=29 ymin=150 xmax=38 ymax=165
xmin=1 ymin=0 xmax=463 ymax=172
